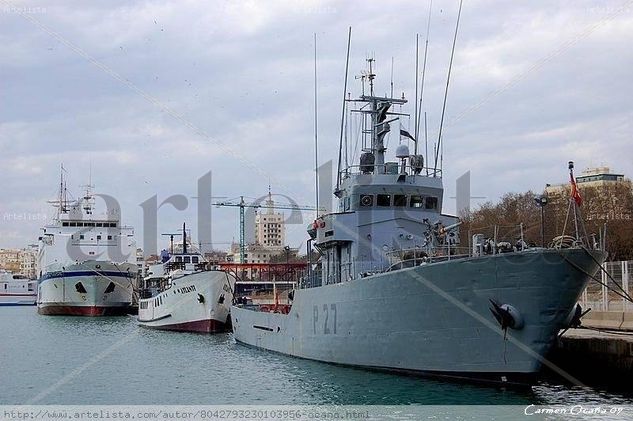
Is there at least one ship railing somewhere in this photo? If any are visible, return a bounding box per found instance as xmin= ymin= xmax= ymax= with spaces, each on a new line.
xmin=385 ymin=246 xmax=471 ymax=271
xmin=302 ymin=269 xmax=323 ymax=289
xmin=341 ymin=164 xmax=442 ymax=178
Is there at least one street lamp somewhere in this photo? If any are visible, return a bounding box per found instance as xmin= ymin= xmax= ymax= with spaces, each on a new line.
xmin=534 ymin=195 xmax=549 ymax=248
xmin=284 ymin=245 xmax=291 ymax=264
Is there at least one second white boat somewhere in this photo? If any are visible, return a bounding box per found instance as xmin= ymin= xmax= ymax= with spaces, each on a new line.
xmin=138 ymin=225 xmax=236 ymax=333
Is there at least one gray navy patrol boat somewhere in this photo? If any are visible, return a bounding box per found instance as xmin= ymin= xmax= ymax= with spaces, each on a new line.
xmin=232 ymin=57 xmax=605 ymax=386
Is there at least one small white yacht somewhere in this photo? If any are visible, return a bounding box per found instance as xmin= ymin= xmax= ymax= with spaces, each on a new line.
xmin=0 ymin=270 xmax=37 ymax=306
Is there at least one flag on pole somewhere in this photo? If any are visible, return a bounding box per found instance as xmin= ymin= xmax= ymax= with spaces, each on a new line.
xmin=570 ymin=172 xmax=582 ymax=206
xmin=400 ymin=128 xmax=416 ymax=142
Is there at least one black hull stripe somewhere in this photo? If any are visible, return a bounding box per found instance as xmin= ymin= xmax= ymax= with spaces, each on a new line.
xmin=138 ymin=314 xmax=172 ymax=323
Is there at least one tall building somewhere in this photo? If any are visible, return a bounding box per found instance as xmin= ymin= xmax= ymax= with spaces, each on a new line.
xmin=229 ymin=190 xmax=290 ymax=264
xmin=255 ymin=191 xmax=286 ymax=247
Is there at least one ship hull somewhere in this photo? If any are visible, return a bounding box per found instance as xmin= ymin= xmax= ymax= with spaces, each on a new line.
xmin=37 ymin=261 xmax=136 ymax=316
xmin=232 ymin=248 xmax=603 ymax=386
xmin=0 ymin=293 xmax=37 ymax=306
xmin=138 ymin=270 xmax=235 ymax=333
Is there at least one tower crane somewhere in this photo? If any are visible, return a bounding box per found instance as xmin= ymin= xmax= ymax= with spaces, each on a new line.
xmin=213 ymin=194 xmax=322 ymax=263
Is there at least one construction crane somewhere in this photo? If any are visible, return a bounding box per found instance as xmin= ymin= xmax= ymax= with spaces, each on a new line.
xmin=213 ymin=195 xmax=322 ymax=263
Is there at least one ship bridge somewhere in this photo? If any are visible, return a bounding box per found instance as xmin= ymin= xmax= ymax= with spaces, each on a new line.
xmin=309 ymin=59 xmax=458 ymax=286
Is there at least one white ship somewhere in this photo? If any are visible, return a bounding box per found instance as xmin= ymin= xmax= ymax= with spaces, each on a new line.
xmin=0 ymin=270 xmax=37 ymax=306
xmin=137 ymin=224 xmax=236 ymax=333
xmin=231 ymin=57 xmax=605 ymax=386
xmin=37 ymin=170 xmax=137 ymax=316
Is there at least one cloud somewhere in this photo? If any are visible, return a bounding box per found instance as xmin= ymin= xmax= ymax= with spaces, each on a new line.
xmin=1 ymin=0 xmax=632 ymax=251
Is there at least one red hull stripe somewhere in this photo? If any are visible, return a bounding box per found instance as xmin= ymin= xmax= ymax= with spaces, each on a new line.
xmin=140 ymin=318 xmax=227 ymax=333
xmin=38 ymin=305 xmax=132 ymax=316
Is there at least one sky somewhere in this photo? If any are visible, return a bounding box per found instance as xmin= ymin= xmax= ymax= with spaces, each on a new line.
xmin=1 ymin=0 xmax=632 ymax=254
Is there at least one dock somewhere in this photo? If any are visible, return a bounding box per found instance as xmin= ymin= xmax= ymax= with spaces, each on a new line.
xmin=546 ymin=259 xmax=633 ymax=386
xmin=548 ymin=320 xmax=633 ymax=387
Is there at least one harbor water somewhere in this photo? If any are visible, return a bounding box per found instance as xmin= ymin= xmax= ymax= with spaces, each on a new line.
xmin=2 ymin=306 xmax=631 ymax=406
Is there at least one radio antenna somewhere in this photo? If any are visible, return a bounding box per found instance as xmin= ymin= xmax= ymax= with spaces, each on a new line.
xmin=390 ymin=56 xmax=394 ymax=98
xmin=313 ymin=32 xmax=319 ymax=217
xmin=335 ymin=27 xmax=352 ymax=195
xmin=414 ymin=34 xmax=419 ymax=154
xmin=433 ymin=0 xmax=462 ymax=177
xmin=417 ymin=0 xmax=432 ymax=156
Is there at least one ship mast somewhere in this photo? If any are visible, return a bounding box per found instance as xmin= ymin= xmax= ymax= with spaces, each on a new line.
xmin=54 ymin=164 xmax=69 ymax=219
xmin=356 ymin=58 xmax=406 ymax=176
xmin=80 ymin=167 xmax=95 ymax=216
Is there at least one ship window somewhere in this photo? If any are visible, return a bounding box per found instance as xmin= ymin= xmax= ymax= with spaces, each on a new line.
xmin=97 ymin=235 xmax=101 ymax=240
xmin=69 ymin=222 xmax=77 ymax=227
xmin=176 ymin=256 xmax=182 ymax=262
xmin=359 ymin=194 xmax=373 ymax=207
xmin=80 ymin=235 xmax=85 ymax=240
xmin=107 ymin=235 xmax=113 ymax=240
xmin=426 ymin=197 xmax=438 ymax=210
xmin=192 ymin=256 xmax=199 ymax=264
xmin=87 ymin=222 xmax=95 ymax=227
xmin=394 ymin=195 xmax=407 ymax=207
xmin=410 ymin=195 xmax=424 ymax=208
xmin=184 ymin=256 xmax=191 ymax=263
xmin=109 ymin=223 xmax=116 ymax=227
xmin=377 ymin=194 xmax=391 ymax=207
xmin=62 ymin=222 xmax=69 ymax=226
xmin=96 ymin=223 xmax=103 ymax=227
